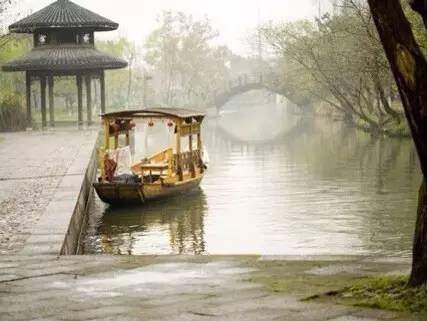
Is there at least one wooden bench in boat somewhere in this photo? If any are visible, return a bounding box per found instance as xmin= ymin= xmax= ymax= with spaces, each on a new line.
xmin=140 ymin=163 xmax=169 ymax=183
xmin=130 ymin=147 xmax=175 ymax=184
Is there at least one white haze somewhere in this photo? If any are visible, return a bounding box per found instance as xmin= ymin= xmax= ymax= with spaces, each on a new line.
xmin=12 ymin=0 xmax=332 ymax=55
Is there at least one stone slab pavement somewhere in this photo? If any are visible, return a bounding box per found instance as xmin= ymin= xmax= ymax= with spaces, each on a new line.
xmin=0 ymin=129 xmax=98 ymax=254
xmin=0 ymin=255 xmax=424 ymax=321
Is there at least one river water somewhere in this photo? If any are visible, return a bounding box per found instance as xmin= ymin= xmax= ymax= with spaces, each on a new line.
xmin=84 ymin=91 xmax=421 ymax=257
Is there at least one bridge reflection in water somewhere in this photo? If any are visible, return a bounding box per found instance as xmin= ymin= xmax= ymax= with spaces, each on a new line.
xmin=84 ymin=91 xmax=421 ymax=256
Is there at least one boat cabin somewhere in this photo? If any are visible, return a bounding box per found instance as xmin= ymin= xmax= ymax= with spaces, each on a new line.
xmin=94 ymin=108 xmax=206 ymax=205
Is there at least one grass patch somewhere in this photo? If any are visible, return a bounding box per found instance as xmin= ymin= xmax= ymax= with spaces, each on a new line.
xmin=331 ymin=275 xmax=427 ymax=313
xmin=244 ymin=260 xmax=366 ymax=299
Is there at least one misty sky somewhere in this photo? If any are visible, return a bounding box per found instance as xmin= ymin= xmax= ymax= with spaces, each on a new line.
xmin=12 ymin=0 xmax=332 ymax=55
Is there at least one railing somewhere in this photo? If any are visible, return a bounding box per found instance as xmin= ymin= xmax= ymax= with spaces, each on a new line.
xmin=224 ymin=73 xmax=263 ymax=92
xmin=172 ymin=150 xmax=201 ymax=174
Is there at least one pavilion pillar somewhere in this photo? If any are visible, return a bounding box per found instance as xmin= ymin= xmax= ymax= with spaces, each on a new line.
xmin=85 ymin=75 xmax=92 ymax=126
xmin=48 ymin=75 xmax=55 ymax=127
xmin=25 ymin=72 xmax=32 ymax=128
xmin=100 ymin=70 xmax=106 ymax=114
xmin=40 ymin=76 xmax=47 ymax=129
xmin=77 ymin=75 xmax=83 ymax=127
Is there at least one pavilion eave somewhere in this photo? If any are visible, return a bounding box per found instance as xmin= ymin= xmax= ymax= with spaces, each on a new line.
xmin=1 ymin=45 xmax=128 ymax=73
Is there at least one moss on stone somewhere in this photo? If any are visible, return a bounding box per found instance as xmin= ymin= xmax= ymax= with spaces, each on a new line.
xmin=243 ymin=259 xmax=426 ymax=314
xmin=244 ymin=260 xmax=367 ymax=299
xmin=331 ymin=275 xmax=427 ymax=313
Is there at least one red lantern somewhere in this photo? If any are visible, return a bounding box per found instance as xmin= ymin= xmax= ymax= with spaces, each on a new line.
xmin=109 ymin=122 xmax=120 ymax=134
xmin=167 ymin=120 xmax=174 ymax=127
xmin=118 ymin=119 xmax=126 ymax=131
xmin=124 ymin=120 xmax=136 ymax=130
xmin=148 ymin=120 xmax=154 ymax=127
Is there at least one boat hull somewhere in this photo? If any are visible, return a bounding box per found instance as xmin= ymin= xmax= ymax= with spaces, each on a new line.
xmin=93 ymin=176 xmax=203 ymax=206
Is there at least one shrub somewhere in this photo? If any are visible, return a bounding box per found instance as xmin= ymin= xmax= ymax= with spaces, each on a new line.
xmin=0 ymin=94 xmax=27 ymax=132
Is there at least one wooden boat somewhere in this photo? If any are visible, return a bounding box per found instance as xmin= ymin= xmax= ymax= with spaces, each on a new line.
xmin=93 ymin=108 xmax=206 ymax=206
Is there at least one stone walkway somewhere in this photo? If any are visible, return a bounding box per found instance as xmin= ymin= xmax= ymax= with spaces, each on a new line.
xmin=0 ymin=129 xmax=98 ymax=254
xmin=0 ymin=255 xmax=424 ymax=321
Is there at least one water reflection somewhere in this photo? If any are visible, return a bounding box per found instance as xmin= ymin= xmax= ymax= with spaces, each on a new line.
xmin=85 ymin=91 xmax=421 ymax=256
xmin=86 ymin=189 xmax=206 ymax=255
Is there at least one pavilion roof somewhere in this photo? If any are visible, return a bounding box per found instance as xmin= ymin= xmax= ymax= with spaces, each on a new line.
xmin=1 ymin=44 xmax=128 ymax=72
xmin=9 ymin=0 xmax=118 ymax=33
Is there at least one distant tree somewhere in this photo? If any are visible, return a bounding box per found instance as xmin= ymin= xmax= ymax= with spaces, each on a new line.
xmin=0 ymin=0 xmax=14 ymax=49
xmin=124 ymin=42 xmax=137 ymax=109
xmin=0 ymin=0 xmax=33 ymax=99
xmin=0 ymin=35 xmax=31 ymax=96
xmin=144 ymin=11 xmax=231 ymax=107
xmin=53 ymin=77 xmax=76 ymax=115
xmin=97 ymin=37 xmax=144 ymax=109
xmin=367 ymin=0 xmax=427 ymax=287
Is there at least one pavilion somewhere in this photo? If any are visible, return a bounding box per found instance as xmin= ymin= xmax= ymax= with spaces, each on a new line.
xmin=1 ymin=0 xmax=128 ymax=128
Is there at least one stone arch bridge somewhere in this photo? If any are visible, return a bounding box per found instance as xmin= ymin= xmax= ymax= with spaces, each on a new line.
xmin=209 ymin=73 xmax=302 ymax=115
xmin=213 ymin=74 xmax=266 ymax=110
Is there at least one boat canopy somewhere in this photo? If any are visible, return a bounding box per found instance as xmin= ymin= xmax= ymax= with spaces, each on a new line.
xmin=102 ymin=108 xmax=206 ymax=122
xmin=99 ymin=107 xmax=206 ymax=187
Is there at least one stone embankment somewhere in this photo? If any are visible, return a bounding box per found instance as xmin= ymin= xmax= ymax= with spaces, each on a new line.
xmin=0 ymin=129 xmax=98 ymax=254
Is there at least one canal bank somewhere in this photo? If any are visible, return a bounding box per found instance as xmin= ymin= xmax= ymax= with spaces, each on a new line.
xmin=0 ymin=128 xmax=99 ymax=255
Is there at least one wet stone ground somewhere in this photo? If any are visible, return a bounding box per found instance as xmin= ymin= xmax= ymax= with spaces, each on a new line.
xmin=0 ymin=255 xmax=424 ymax=321
xmin=0 ymin=129 xmax=98 ymax=254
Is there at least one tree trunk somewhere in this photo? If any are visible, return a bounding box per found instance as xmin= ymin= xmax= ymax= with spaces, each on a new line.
xmin=409 ymin=179 xmax=427 ymax=286
xmin=373 ymin=76 xmax=401 ymax=122
xmin=367 ymin=0 xmax=427 ymax=286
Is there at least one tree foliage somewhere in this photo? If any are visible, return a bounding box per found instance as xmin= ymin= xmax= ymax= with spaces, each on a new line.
xmin=97 ymin=37 xmax=140 ymax=109
xmin=262 ymin=0 xmax=407 ymax=135
xmin=0 ymin=0 xmax=30 ymax=130
xmin=0 ymin=93 xmax=26 ymax=131
xmin=144 ymin=11 xmax=231 ymax=107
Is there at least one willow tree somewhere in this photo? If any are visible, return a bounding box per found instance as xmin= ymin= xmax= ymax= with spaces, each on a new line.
xmin=367 ymin=0 xmax=427 ymax=286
